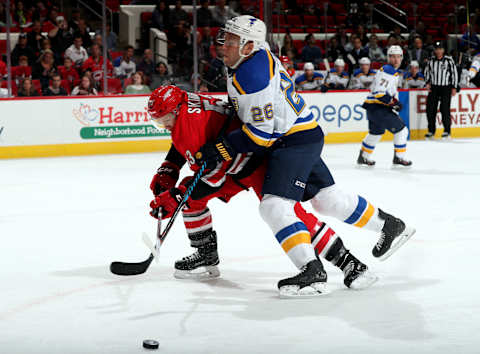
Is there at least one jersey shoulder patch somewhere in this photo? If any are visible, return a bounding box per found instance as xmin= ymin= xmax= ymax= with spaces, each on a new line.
xmin=341 ymin=71 xmax=350 ymax=78
xmin=313 ymin=72 xmax=324 ymax=79
xmin=353 ymin=68 xmax=362 ymax=77
xmin=380 ymin=64 xmax=400 ymax=76
xmin=369 ymin=69 xmax=377 ymax=75
xmin=232 ymin=49 xmax=275 ymax=95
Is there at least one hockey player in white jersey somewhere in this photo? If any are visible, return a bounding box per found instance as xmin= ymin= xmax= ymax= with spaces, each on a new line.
xmin=466 ymin=53 xmax=480 ymax=87
xmin=357 ymin=45 xmax=413 ymax=168
xmin=195 ymin=16 xmax=415 ymax=297
xmin=349 ymin=57 xmax=376 ymax=89
xmin=322 ymin=58 xmax=350 ymax=91
xmin=295 ymin=62 xmax=324 ymax=91
xmin=403 ymin=61 xmax=425 ymax=89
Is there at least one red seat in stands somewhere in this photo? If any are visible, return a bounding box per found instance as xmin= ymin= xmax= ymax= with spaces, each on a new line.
xmin=31 ymin=79 xmax=42 ymax=95
xmin=102 ymin=78 xmax=123 ymax=94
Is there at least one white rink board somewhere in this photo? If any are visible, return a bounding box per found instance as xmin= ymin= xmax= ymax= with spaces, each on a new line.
xmin=0 ymin=91 xmax=370 ymax=147
xmin=409 ymin=88 xmax=480 ymax=130
xmin=0 ymin=96 xmax=169 ymax=147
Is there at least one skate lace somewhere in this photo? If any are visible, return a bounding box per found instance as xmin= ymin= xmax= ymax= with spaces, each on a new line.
xmin=343 ymin=260 xmax=355 ymax=277
xmin=376 ymin=232 xmax=386 ymax=250
xmin=184 ymin=251 xmax=202 ymax=262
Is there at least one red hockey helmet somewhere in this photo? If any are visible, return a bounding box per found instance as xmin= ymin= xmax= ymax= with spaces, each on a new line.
xmin=148 ymin=85 xmax=187 ymax=119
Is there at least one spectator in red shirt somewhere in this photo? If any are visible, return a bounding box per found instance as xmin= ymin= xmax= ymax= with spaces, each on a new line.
xmin=13 ymin=55 xmax=32 ymax=84
xmin=82 ymin=44 xmax=113 ymax=84
xmin=58 ymin=57 xmax=80 ymax=83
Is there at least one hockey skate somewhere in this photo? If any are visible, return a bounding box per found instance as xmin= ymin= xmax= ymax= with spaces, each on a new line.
xmin=174 ymin=230 xmax=220 ymax=280
xmin=342 ymin=256 xmax=378 ymax=290
xmin=372 ymin=209 xmax=416 ymax=261
xmin=441 ymin=132 xmax=452 ymax=140
xmin=392 ymin=154 xmax=412 ymax=168
xmin=424 ymin=132 xmax=434 ymax=140
xmin=356 ymin=150 xmax=375 ymax=167
xmin=278 ymin=259 xmax=328 ymax=298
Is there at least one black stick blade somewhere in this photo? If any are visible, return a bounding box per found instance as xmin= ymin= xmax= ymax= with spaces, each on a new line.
xmin=110 ymin=254 xmax=154 ymax=276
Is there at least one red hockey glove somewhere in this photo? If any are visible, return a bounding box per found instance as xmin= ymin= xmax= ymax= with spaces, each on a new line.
xmin=149 ymin=185 xmax=187 ymax=219
xmin=150 ymin=161 xmax=180 ymax=195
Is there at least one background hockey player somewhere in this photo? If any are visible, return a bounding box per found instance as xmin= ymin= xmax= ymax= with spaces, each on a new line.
xmin=147 ymin=85 xmax=377 ymax=290
xmin=467 ymin=52 xmax=480 ymax=87
xmin=295 ymin=62 xmax=324 ymax=91
xmin=403 ymin=61 xmax=425 ymax=89
xmin=196 ymin=15 xmax=415 ymax=297
xmin=349 ymin=57 xmax=376 ymax=89
xmin=357 ymin=45 xmax=412 ymax=168
xmin=321 ymin=58 xmax=349 ymax=92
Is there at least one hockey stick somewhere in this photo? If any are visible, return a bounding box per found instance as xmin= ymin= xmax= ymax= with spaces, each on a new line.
xmin=110 ymin=161 xmax=207 ymax=276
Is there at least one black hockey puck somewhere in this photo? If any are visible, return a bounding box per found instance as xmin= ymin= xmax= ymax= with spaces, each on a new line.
xmin=143 ymin=339 xmax=159 ymax=350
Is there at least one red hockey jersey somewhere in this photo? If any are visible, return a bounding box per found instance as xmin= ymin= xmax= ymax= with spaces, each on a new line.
xmin=170 ymin=93 xmax=247 ymax=187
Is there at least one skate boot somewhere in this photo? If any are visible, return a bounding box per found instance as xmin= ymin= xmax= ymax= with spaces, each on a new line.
xmin=174 ymin=230 xmax=220 ymax=280
xmin=341 ymin=253 xmax=378 ymax=290
xmin=372 ymin=209 xmax=416 ymax=261
xmin=441 ymin=132 xmax=451 ymax=140
xmin=392 ymin=154 xmax=412 ymax=168
xmin=424 ymin=132 xmax=434 ymax=140
xmin=278 ymin=259 xmax=328 ymax=298
xmin=357 ymin=150 xmax=375 ymax=167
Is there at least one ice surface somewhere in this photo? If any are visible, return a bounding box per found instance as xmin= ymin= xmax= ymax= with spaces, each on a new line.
xmin=1 ymin=140 xmax=480 ymax=354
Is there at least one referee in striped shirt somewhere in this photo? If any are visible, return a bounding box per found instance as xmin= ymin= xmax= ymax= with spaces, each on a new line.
xmin=424 ymin=41 xmax=458 ymax=139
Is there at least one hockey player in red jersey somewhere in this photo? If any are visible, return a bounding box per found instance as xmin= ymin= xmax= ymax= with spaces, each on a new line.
xmin=147 ymin=85 xmax=377 ymax=291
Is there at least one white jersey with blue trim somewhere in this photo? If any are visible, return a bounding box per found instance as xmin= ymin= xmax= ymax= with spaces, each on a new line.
xmin=227 ymin=49 xmax=318 ymax=148
xmin=349 ymin=68 xmax=376 ymax=89
xmin=468 ymin=55 xmax=480 ymax=79
xmin=403 ymin=71 xmax=425 ymax=88
xmin=364 ymin=64 xmax=401 ymax=106
xmin=325 ymin=69 xmax=350 ymax=89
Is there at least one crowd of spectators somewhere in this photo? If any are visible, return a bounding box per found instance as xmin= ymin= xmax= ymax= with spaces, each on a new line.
xmin=1 ymin=0 xmax=480 ymax=97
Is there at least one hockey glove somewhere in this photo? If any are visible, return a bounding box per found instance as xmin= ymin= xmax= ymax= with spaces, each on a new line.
xmin=195 ymin=136 xmax=236 ymax=170
xmin=390 ymin=98 xmax=403 ymax=112
xmin=149 ymin=185 xmax=187 ymax=219
xmin=150 ymin=161 xmax=180 ymax=195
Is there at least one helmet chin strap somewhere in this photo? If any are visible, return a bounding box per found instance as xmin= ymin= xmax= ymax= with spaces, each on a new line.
xmin=227 ymin=39 xmax=256 ymax=69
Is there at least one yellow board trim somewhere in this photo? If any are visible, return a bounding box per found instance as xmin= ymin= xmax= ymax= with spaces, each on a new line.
xmin=409 ymin=127 xmax=480 ymax=140
xmin=3 ymin=127 xmax=480 ymax=159
xmin=232 ymin=74 xmax=246 ymax=95
xmin=0 ymin=140 xmax=172 ymax=159
xmin=282 ymin=232 xmax=312 ymax=253
xmin=354 ymin=203 xmax=375 ymax=228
